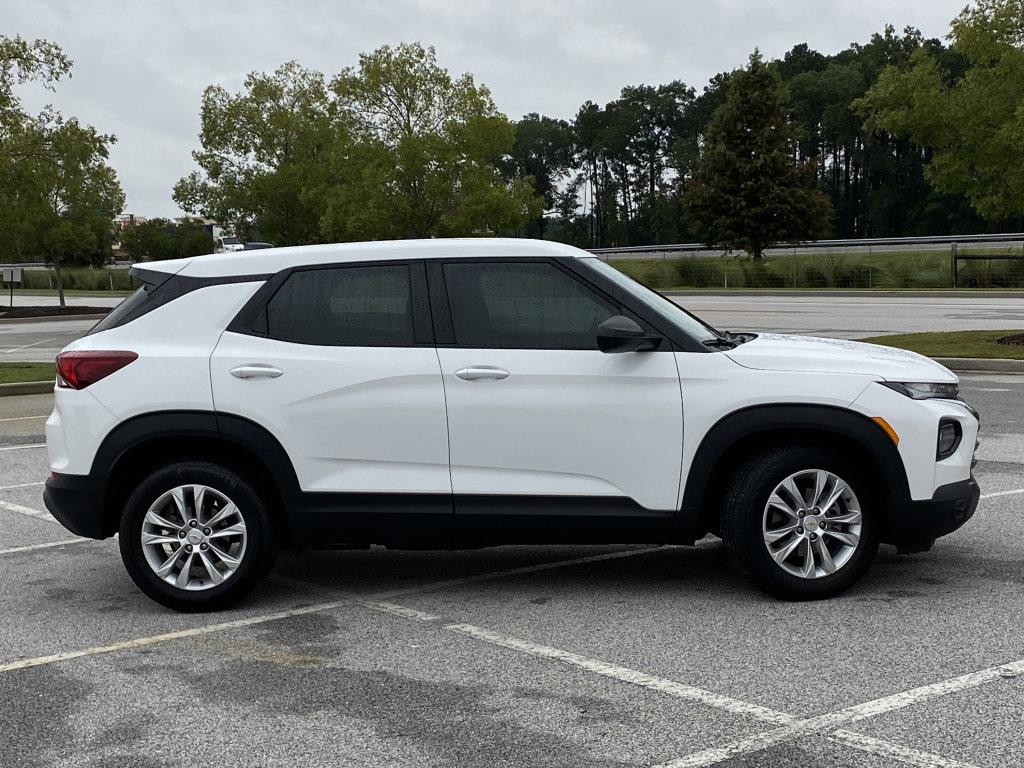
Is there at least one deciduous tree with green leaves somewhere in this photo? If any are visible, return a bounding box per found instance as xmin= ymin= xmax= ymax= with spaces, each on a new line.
xmin=173 ymin=61 xmax=339 ymax=246
xmin=322 ymin=43 xmax=540 ymax=240
xmin=0 ymin=37 xmax=123 ymax=305
xmin=683 ymin=52 xmax=833 ymax=258
xmin=857 ymin=0 xmax=1024 ymax=222
xmin=120 ymin=218 xmax=214 ymax=261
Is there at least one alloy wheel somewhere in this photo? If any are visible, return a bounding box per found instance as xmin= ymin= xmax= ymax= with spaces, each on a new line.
xmin=140 ymin=484 xmax=248 ymax=591
xmin=762 ymin=469 xmax=862 ymax=579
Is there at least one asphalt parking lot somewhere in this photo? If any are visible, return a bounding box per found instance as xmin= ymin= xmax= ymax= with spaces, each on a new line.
xmin=1 ymin=377 xmax=1022 ymax=768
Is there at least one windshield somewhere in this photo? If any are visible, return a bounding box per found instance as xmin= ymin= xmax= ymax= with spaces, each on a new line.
xmin=580 ymin=257 xmax=721 ymax=343
xmin=220 ymin=236 xmax=240 ymax=245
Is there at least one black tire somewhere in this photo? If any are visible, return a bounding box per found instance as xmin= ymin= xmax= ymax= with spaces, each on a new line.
xmin=721 ymin=444 xmax=880 ymax=600
xmin=118 ymin=461 xmax=277 ymax=612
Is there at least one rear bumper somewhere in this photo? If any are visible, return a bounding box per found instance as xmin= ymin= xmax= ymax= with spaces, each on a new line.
xmin=43 ymin=473 xmax=108 ymax=539
xmin=888 ymin=477 xmax=980 ymax=551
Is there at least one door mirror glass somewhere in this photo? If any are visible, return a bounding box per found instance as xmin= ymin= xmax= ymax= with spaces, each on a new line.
xmin=596 ymin=315 xmax=662 ymax=353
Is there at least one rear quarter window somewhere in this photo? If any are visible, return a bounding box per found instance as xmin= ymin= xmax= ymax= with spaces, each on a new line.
xmin=88 ymin=286 xmax=154 ymax=335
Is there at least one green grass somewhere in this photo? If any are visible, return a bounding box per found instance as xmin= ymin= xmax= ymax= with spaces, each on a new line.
xmin=860 ymin=330 xmax=1024 ymax=359
xmin=0 ymin=362 xmax=55 ymax=384
xmin=2 ymin=266 xmax=135 ymax=292
xmin=610 ymin=247 xmax=1024 ymax=291
xmin=9 ymin=288 xmax=131 ymax=296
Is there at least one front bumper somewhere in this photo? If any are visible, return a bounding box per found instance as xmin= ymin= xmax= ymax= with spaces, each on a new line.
xmin=888 ymin=477 xmax=980 ymax=552
xmin=43 ymin=473 xmax=108 ymax=539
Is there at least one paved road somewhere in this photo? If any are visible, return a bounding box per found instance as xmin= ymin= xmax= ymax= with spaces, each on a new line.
xmin=2 ymin=377 xmax=1023 ymax=767
xmin=675 ymin=292 xmax=1024 ymax=339
xmin=2 ymin=293 xmax=125 ymax=308
xmin=2 ymin=291 xmax=1024 ymax=362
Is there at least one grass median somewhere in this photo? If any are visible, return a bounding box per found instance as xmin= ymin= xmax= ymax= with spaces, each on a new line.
xmin=860 ymin=330 xmax=1024 ymax=359
xmin=0 ymin=362 xmax=55 ymax=385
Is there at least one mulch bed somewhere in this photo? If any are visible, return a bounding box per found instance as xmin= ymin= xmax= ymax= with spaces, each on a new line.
xmin=996 ymin=333 xmax=1024 ymax=347
xmin=0 ymin=306 xmax=111 ymax=319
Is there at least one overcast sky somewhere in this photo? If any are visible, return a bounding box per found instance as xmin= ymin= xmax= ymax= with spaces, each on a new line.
xmin=6 ymin=0 xmax=968 ymax=217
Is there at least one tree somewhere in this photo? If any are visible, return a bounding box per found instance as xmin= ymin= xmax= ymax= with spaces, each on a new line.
xmin=120 ymin=218 xmax=214 ymax=261
xmin=504 ymin=113 xmax=573 ymax=238
xmin=0 ymin=37 xmax=123 ymax=305
xmin=22 ymin=115 xmax=124 ymax=304
xmin=173 ymin=61 xmax=339 ymax=246
xmin=683 ymin=52 xmax=833 ymax=258
xmin=321 ymin=43 xmax=540 ymax=240
xmin=857 ymin=1 xmax=1024 ymax=222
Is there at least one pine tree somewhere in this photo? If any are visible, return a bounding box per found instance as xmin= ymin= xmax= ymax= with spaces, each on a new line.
xmin=683 ymin=51 xmax=833 ymax=258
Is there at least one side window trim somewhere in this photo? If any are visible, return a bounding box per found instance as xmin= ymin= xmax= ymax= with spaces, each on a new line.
xmin=432 ymin=257 xmax=627 ymax=351
xmin=226 ymin=259 xmax=435 ymax=347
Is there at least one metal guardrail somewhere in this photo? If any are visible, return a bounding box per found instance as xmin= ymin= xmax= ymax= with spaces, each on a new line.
xmin=589 ymin=232 xmax=1024 ymax=256
xmin=589 ymin=233 xmax=1024 ymax=288
xmin=0 ymin=261 xmax=134 ymax=270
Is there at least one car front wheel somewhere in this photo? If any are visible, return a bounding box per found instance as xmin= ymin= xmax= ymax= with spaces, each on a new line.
xmin=118 ymin=462 xmax=277 ymax=612
xmin=721 ymin=445 xmax=880 ymax=600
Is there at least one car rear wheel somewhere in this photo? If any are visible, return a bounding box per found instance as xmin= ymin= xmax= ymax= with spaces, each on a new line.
xmin=721 ymin=445 xmax=879 ymax=600
xmin=118 ymin=462 xmax=277 ymax=612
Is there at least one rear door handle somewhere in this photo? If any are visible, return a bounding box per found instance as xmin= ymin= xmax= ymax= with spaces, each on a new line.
xmin=230 ymin=364 xmax=283 ymax=379
xmin=455 ymin=366 xmax=510 ymax=381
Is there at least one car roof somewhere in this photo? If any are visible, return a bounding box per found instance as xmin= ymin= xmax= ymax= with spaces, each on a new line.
xmin=145 ymin=238 xmax=592 ymax=280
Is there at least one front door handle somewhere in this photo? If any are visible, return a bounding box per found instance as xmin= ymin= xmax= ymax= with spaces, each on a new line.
xmin=230 ymin=364 xmax=284 ymax=379
xmin=455 ymin=366 xmax=510 ymax=381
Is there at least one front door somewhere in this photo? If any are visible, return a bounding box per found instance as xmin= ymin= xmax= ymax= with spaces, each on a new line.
xmin=431 ymin=259 xmax=684 ymax=544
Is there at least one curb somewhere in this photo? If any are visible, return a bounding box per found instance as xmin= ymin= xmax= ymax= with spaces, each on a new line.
xmin=0 ymin=313 xmax=107 ymax=324
xmin=934 ymin=357 xmax=1024 ymax=374
xmin=0 ymin=381 xmax=53 ymax=397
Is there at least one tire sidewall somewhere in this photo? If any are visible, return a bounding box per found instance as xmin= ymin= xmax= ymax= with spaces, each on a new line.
xmin=118 ymin=462 xmax=275 ymax=611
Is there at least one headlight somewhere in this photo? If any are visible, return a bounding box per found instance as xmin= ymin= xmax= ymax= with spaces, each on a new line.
xmin=880 ymin=381 xmax=960 ymax=400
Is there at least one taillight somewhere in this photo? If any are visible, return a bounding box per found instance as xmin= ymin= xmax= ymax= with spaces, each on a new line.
xmin=56 ymin=351 xmax=138 ymax=389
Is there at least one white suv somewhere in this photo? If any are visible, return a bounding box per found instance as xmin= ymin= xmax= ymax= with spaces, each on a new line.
xmin=44 ymin=239 xmax=980 ymax=611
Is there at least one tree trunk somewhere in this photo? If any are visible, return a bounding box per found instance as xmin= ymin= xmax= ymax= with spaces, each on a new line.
xmin=55 ymin=256 xmax=66 ymax=308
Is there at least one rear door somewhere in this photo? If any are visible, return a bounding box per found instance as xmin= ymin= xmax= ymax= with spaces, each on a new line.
xmin=430 ymin=258 xmax=684 ymax=544
xmin=210 ymin=260 xmax=452 ymax=545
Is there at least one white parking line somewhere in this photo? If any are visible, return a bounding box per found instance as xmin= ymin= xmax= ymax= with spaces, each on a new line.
xmin=0 ymin=598 xmax=360 ymax=673
xmin=655 ymin=659 xmax=1023 ymax=767
xmin=0 ymin=442 xmax=45 ymax=451
xmin=2 ymin=338 xmax=55 ymax=354
xmin=0 ymin=415 xmax=48 ymax=422
xmin=0 ymin=481 xmax=44 ymax=491
xmin=371 ymin=603 xmax=979 ymax=768
xmin=0 ymin=499 xmax=55 ymax=523
xmin=0 ymin=547 xmax=660 ymax=674
xmin=980 ymin=488 xmax=1024 ymax=499
xmin=446 ymin=622 xmax=797 ymax=725
xmin=0 ymin=538 xmax=88 ymax=556
xmin=367 ymin=601 xmax=442 ymax=622
xmin=831 ymin=730 xmax=984 ymax=768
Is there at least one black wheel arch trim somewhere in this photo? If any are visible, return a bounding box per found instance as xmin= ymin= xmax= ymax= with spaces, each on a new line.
xmin=88 ymin=410 xmax=303 ymax=537
xmin=677 ymin=403 xmax=911 ymax=541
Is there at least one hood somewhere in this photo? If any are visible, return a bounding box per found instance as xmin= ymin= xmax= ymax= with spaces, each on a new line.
xmin=725 ymin=333 xmax=957 ymax=383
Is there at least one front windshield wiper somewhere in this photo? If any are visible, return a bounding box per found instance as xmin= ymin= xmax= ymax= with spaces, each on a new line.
xmin=703 ymin=335 xmax=738 ymax=350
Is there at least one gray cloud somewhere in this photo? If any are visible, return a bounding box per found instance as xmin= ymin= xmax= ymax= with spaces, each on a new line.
xmin=7 ymin=0 xmax=966 ymax=216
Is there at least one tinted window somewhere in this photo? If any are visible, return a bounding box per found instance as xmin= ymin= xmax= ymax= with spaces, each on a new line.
xmin=267 ymin=265 xmax=414 ymax=346
xmin=88 ymin=285 xmax=153 ymax=335
xmin=443 ymin=261 xmax=617 ymax=349
xmin=580 ymin=257 xmax=720 ymax=343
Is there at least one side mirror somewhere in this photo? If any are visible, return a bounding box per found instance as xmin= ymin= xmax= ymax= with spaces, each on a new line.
xmin=596 ymin=315 xmax=662 ymax=354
